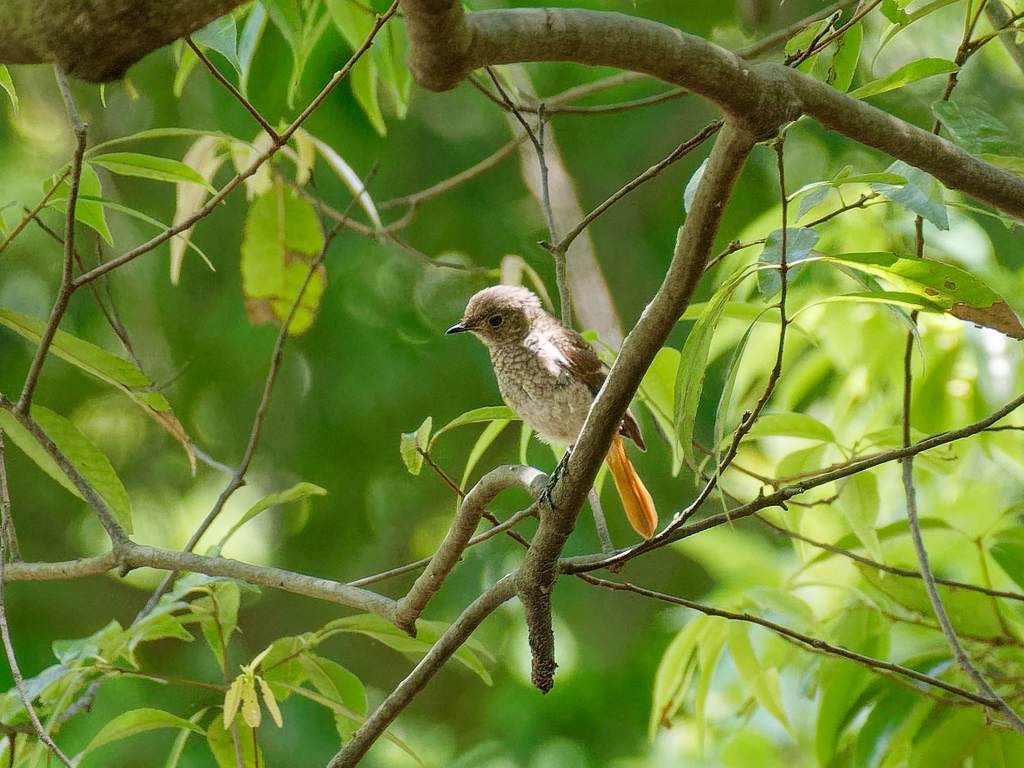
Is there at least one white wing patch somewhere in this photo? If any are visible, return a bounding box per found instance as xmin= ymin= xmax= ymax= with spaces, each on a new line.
xmin=536 ymin=336 xmax=571 ymax=377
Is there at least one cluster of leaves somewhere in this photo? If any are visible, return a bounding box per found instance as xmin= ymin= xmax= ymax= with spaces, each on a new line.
xmin=0 ymin=572 xmax=490 ymax=766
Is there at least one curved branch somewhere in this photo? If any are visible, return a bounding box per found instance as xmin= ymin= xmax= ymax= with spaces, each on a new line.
xmin=399 ymin=1 xmax=1024 ymax=220
xmin=0 ymin=0 xmax=248 ymax=82
xmin=393 ymin=465 xmax=546 ymax=633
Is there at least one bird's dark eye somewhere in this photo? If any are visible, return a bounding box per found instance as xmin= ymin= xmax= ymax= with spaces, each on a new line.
xmin=488 ymin=314 xmax=503 ymax=327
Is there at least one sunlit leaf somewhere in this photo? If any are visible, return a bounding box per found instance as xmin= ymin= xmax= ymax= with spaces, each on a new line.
xmin=90 ymin=152 xmax=217 ymax=192
xmin=47 ymin=164 xmax=113 ymax=244
xmin=78 ymin=708 xmax=204 ymax=760
xmin=727 ymin=623 xmax=790 ymax=731
xmin=216 ymin=482 xmax=327 ymax=549
xmin=428 ymin=406 xmax=517 ymax=448
xmin=400 ymin=416 xmax=432 ymax=475
xmin=744 ymin=412 xmax=836 ymax=443
xmin=0 ymin=66 xmax=18 ymax=118
xmin=207 ymin=713 xmax=261 ymax=768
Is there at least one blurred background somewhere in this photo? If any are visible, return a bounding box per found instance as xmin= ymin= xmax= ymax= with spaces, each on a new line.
xmin=3 ymin=0 xmax=1024 ymax=765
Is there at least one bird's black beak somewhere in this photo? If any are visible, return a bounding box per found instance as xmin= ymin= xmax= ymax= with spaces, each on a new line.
xmin=446 ymin=321 xmax=468 ymax=334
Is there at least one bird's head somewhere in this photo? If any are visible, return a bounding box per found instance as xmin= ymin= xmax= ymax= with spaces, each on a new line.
xmin=446 ymin=285 xmax=543 ymax=346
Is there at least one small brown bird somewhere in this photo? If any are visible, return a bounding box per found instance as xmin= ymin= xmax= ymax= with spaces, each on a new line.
xmin=447 ymin=285 xmax=657 ymax=539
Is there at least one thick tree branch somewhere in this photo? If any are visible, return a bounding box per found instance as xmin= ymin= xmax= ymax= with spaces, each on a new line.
xmin=393 ymin=465 xmax=545 ymax=633
xmin=512 ymin=121 xmax=757 ymax=692
xmin=0 ymin=0 xmax=247 ymax=82
xmin=399 ymin=1 xmax=1024 ymax=220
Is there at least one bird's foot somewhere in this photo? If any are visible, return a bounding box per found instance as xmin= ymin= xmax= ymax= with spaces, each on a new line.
xmin=540 ymin=446 xmax=573 ymax=512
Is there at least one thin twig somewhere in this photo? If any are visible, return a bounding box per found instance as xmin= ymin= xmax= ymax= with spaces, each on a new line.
xmin=0 ymin=435 xmax=74 ymax=767
xmin=72 ymin=0 xmax=400 ymax=288
xmin=554 ymin=121 xmax=722 ymax=256
xmin=0 ymin=168 xmax=70 ymax=257
xmin=737 ymin=0 xmax=860 ymax=59
xmin=673 ymin=135 xmax=791 ymax=528
xmin=17 ymin=67 xmax=88 ymax=413
xmin=0 ymin=433 xmax=19 ymax=562
xmin=577 ymin=575 xmax=994 ymax=706
xmin=187 ymin=38 xmax=279 ymax=140
xmin=755 ymin=513 xmax=1024 ymax=603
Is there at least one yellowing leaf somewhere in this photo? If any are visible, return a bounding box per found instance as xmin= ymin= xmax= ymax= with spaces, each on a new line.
xmin=240 ymin=186 xmax=326 ymax=334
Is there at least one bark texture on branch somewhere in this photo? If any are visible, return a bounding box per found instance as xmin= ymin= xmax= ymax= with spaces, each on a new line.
xmin=399 ymin=0 xmax=1024 ymax=221
xmin=0 ymin=0 xmax=247 ymax=82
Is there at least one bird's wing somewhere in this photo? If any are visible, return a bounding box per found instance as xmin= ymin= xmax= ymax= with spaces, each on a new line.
xmin=553 ymin=325 xmax=646 ymax=452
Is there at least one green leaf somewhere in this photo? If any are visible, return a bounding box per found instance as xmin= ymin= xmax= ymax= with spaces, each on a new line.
xmin=0 ymin=66 xmax=18 ymax=118
xmin=744 ymin=412 xmax=836 ymax=443
xmin=816 ymin=659 xmax=875 ymax=766
xmin=240 ymin=186 xmax=326 ymax=334
xmin=0 ymin=308 xmax=196 ymax=469
xmin=880 ymin=0 xmax=910 ymax=25
xmin=163 ymin=708 xmax=209 ymax=768
xmin=192 ymin=15 xmax=241 ymax=77
xmin=37 ymin=406 xmax=132 ymax=532
xmin=821 ymin=252 xmax=1024 ymax=339
xmin=860 ymin=566 xmax=1004 ymax=640
xmin=639 ymin=347 xmax=684 ymax=471
xmin=207 ymin=713 xmax=261 ymax=768
xmin=460 ymin=419 xmax=510 ymax=490
xmin=757 ymin=227 xmax=817 ymax=298
xmin=78 ymin=708 xmax=204 ymax=759
xmin=429 ymin=406 xmax=517 ymax=448
xmin=815 ymin=290 xmax=946 ymax=314
xmin=400 ymin=416 xmax=432 ymax=475
xmin=238 ymin=4 xmax=268 ymax=97
xmin=870 ymin=160 xmax=948 ymax=230
xmin=349 ymin=55 xmax=387 ymax=136
xmin=262 ymin=0 xmax=301 ymax=48
xmin=47 ymin=164 xmax=113 ymax=244
xmin=651 ymin=615 xmax=708 ymax=736
xmin=89 ymin=152 xmax=217 ymax=192
xmin=839 ymin=471 xmax=882 ymax=563
xmin=216 ymin=482 xmax=327 ymax=549
xmin=849 ymin=58 xmax=957 ymax=99
xmin=912 ymin=707 xmax=990 ymax=768
xmin=320 ymin=614 xmax=492 ymax=683
xmin=727 ymin=623 xmax=790 ymax=731
xmin=990 ymin=529 xmax=1024 ymax=592
xmin=674 ymin=263 xmax=750 ymax=471
xmin=827 ymin=21 xmax=861 ymax=92
xmin=299 ymin=653 xmax=367 ymax=713
xmin=932 ymin=101 xmax=1023 ymax=157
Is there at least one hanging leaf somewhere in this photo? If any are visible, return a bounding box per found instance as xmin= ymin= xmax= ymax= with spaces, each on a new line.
xmin=400 ymin=416 xmax=433 ymax=475
xmin=0 ymin=65 xmax=18 ymax=118
xmin=240 ymin=185 xmax=326 ymax=334
xmin=192 ymin=15 xmax=242 ymax=77
xmin=46 ymin=164 xmax=113 ymax=244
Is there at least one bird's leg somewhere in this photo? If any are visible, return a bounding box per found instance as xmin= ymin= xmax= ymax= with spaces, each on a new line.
xmin=588 ymin=487 xmax=615 ymax=556
xmin=540 ymin=445 xmax=573 ymax=512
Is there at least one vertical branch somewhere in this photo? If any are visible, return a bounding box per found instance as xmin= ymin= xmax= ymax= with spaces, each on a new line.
xmin=0 ymin=434 xmax=74 ymax=768
xmin=0 ymin=433 xmax=19 ymax=562
xmin=17 ymin=67 xmax=87 ymax=413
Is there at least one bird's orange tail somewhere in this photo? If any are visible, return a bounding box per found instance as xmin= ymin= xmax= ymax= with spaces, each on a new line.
xmin=604 ymin=434 xmax=658 ymax=539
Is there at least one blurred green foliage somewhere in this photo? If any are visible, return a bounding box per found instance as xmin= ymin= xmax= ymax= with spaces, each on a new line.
xmin=3 ymin=0 xmax=1024 ymax=766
